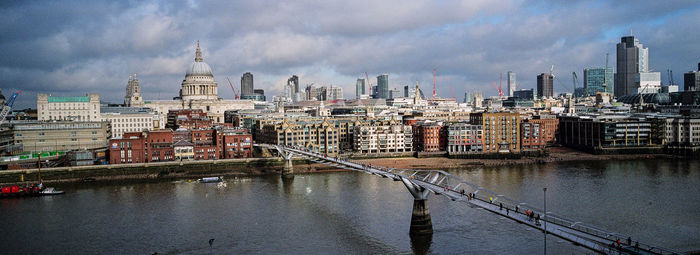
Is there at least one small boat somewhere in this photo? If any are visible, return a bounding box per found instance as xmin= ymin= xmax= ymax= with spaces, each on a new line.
xmin=198 ymin=176 xmax=224 ymax=183
xmin=40 ymin=187 xmax=65 ymax=196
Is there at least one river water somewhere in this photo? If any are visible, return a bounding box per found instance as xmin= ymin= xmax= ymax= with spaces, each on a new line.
xmin=1 ymin=159 xmax=699 ymax=254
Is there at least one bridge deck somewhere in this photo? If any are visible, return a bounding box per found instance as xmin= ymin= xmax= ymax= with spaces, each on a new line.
xmin=259 ymin=144 xmax=684 ymax=255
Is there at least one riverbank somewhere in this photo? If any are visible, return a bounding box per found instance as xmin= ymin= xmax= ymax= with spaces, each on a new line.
xmin=353 ymin=147 xmax=674 ymax=169
xmin=0 ymin=158 xmax=339 ymax=185
xmin=0 ymin=147 xmax=677 ymax=185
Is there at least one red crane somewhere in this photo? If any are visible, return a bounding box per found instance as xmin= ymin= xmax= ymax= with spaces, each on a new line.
xmin=226 ymin=77 xmax=239 ymax=99
xmin=433 ymin=68 xmax=437 ymax=99
xmin=492 ymin=82 xmax=504 ymax=98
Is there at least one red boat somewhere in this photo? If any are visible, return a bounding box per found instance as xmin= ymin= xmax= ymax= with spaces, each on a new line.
xmin=0 ymin=183 xmax=44 ymax=198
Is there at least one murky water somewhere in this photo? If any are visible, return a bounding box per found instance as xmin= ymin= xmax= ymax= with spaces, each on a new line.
xmin=1 ymin=159 xmax=698 ymax=254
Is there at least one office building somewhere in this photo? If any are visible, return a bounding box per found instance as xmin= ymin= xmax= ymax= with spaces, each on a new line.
xmin=615 ymin=36 xmax=649 ymax=97
xmin=507 ymin=71 xmax=516 ymax=97
xmin=328 ymin=86 xmax=343 ymax=100
xmin=583 ymin=67 xmax=614 ymax=95
xmin=537 ymin=73 xmax=554 ymax=98
xmin=241 ymin=72 xmax=254 ymax=96
xmin=377 ymin=74 xmax=389 ymax=99
xmin=513 ymin=89 xmax=534 ymax=100
xmin=356 ymin=78 xmax=366 ymax=99
xmin=4 ymin=121 xmax=110 ymax=152
xmin=37 ymin=94 xmax=101 ymax=121
xmin=101 ymin=106 xmax=159 ymax=138
xmin=684 ymin=63 xmax=700 ymax=92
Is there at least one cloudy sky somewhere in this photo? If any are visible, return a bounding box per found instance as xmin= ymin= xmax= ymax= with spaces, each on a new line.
xmin=2 ymin=0 xmax=699 ymax=108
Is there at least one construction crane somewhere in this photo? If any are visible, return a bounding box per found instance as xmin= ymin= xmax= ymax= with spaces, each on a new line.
xmin=0 ymin=90 xmax=21 ymax=125
xmin=226 ymin=77 xmax=239 ymax=99
xmin=492 ymin=81 xmax=504 ymax=98
xmin=667 ymin=69 xmax=674 ymax=85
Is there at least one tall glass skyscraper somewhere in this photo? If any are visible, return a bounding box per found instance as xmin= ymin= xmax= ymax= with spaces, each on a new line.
xmin=507 ymin=71 xmax=516 ymax=97
xmin=376 ymin=74 xmax=389 ymax=99
xmin=583 ymin=67 xmax=614 ymax=95
xmin=355 ymin=78 xmax=365 ymax=99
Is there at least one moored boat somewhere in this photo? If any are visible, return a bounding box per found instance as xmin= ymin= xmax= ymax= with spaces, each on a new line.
xmin=198 ymin=176 xmax=224 ymax=183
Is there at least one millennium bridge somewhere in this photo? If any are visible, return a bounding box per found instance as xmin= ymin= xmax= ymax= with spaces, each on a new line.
xmin=256 ymin=144 xmax=684 ymax=255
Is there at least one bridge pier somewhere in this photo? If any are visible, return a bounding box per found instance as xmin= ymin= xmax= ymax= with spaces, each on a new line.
xmin=282 ymin=158 xmax=294 ymax=179
xmin=401 ymin=177 xmax=433 ymax=236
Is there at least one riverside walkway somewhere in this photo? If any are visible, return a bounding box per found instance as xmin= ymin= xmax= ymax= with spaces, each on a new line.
xmin=260 ymin=144 xmax=685 ymax=255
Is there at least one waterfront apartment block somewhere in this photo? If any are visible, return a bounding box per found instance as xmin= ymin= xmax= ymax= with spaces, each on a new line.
xmin=258 ymin=118 xmax=341 ymax=154
xmin=412 ymin=121 xmax=447 ymax=152
xmin=353 ymin=120 xmax=413 ymax=153
xmin=521 ymin=116 xmax=559 ymax=150
xmin=470 ymin=112 xmax=521 ymax=153
xmin=3 ymin=121 xmax=110 ymax=153
xmin=37 ymin=93 xmax=101 ymax=121
xmin=446 ymin=122 xmax=483 ymax=153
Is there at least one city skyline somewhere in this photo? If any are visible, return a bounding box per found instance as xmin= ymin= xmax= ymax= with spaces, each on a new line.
xmin=2 ymin=1 xmax=700 ymax=108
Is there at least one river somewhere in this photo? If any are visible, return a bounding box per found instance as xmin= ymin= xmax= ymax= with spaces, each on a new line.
xmin=1 ymin=159 xmax=699 ymax=254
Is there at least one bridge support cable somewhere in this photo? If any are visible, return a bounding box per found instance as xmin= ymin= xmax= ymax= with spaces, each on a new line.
xmin=258 ymin=145 xmax=684 ymax=255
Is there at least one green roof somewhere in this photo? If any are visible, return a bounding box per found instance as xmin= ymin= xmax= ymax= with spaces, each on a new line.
xmin=48 ymin=96 xmax=90 ymax=103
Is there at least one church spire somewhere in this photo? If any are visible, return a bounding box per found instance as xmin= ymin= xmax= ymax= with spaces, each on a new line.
xmin=195 ymin=40 xmax=203 ymax=62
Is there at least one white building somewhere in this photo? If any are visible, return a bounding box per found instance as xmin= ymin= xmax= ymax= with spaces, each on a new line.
xmin=353 ymin=119 xmax=412 ymax=153
xmin=37 ymin=93 xmax=101 ymax=121
xmin=100 ymin=107 xmax=159 ymax=138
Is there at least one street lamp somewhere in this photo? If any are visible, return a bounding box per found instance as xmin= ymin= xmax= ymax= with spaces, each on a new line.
xmin=543 ymin=187 xmax=547 ymax=255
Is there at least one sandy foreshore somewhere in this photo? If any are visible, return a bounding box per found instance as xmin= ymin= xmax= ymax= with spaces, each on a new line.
xmin=350 ymin=147 xmax=673 ymax=170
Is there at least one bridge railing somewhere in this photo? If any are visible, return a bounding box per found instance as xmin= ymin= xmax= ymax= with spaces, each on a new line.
xmin=271 ymin=145 xmax=684 ymax=255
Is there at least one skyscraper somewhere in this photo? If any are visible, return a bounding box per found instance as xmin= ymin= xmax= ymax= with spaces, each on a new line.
xmin=684 ymin=62 xmax=700 ymax=92
xmin=615 ymin=36 xmax=649 ymax=97
xmin=376 ymin=74 xmax=389 ymax=99
xmin=241 ymin=72 xmax=254 ymax=96
xmin=537 ymin=73 xmax=554 ymax=98
xmin=507 ymin=71 xmax=516 ymax=97
xmin=356 ymin=78 xmax=365 ymax=99
xmin=583 ymin=67 xmax=614 ymax=95
xmin=288 ymin=75 xmax=299 ymax=93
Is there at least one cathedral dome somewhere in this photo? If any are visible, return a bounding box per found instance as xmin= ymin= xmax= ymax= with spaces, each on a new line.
xmin=185 ymin=41 xmax=213 ymax=77
xmin=187 ymin=61 xmax=213 ymax=76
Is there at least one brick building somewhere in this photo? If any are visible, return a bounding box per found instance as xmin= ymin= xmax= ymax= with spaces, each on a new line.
xmin=521 ymin=116 xmax=559 ymax=150
xmin=470 ymin=112 xmax=521 ymax=153
xmin=412 ymin=121 xmax=447 ymax=152
xmin=109 ymin=130 xmax=174 ymax=164
xmin=166 ymin=109 xmax=213 ymax=130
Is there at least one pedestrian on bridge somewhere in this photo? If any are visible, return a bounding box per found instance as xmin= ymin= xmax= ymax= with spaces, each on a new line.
xmin=515 ymin=205 xmax=519 ymax=213
xmin=506 ymin=207 xmax=509 ymax=215
xmin=627 ymin=237 xmax=632 ymax=245
xmin=499 ymin=203 xmax=503 ymax=211
xmin=489 ymin=197 xmax=493 ymax=204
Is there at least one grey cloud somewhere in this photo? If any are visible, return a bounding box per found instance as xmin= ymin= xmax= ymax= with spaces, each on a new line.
xmin=2 ymin=0 xmax=699 ymax=107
